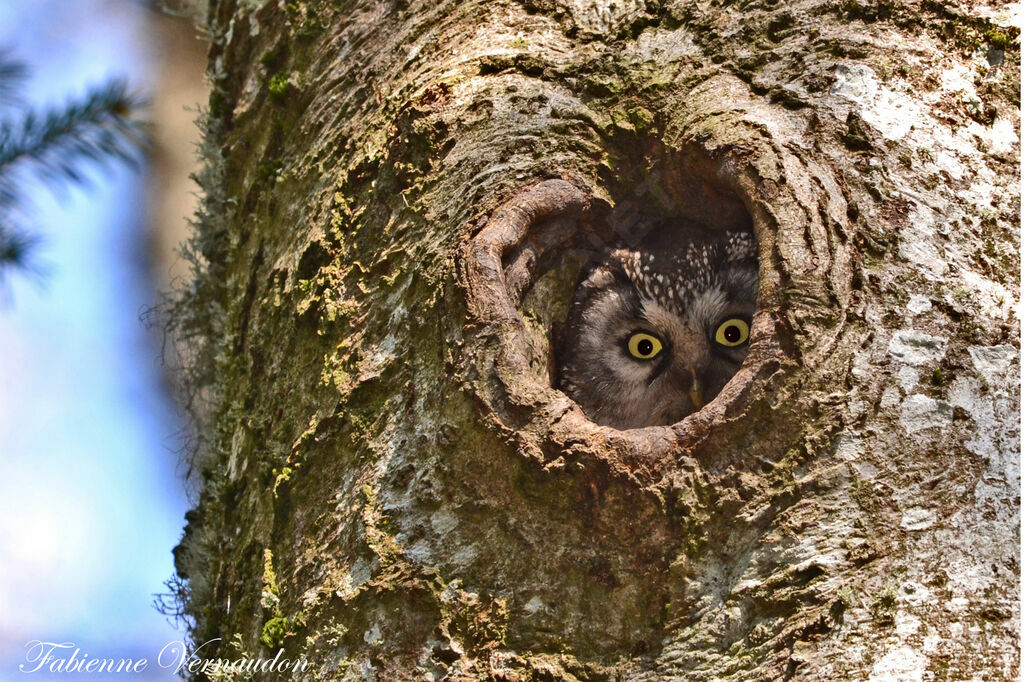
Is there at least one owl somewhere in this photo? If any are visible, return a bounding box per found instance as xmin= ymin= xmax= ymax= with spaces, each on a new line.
xmin=555 ymin=220 xmax=758 ymax=429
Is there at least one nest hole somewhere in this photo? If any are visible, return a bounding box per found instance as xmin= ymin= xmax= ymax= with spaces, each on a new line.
xmin=506 ymin=157 xmax=759 ymax=430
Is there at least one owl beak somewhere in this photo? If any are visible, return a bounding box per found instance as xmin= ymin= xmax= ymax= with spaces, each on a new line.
xmin=687 ymin=366 xmax=704 ymax=409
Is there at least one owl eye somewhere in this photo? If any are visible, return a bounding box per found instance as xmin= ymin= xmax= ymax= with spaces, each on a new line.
xmin=714 ymin=318 xmax=750 ymax=347
xmin=627 ymin=332 xmax=664 ymax=360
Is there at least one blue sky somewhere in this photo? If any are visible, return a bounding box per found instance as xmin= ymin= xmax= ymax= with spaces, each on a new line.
xmin=0 ymin=1 xmax=191 ymax=678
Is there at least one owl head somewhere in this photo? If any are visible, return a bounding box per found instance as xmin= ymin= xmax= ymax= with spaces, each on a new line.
xmin=555 ymin=221 xmax=758 ymax=429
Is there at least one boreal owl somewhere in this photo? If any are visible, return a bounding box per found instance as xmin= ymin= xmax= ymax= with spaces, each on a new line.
xmin=555 ymin=220 xmax=758 ymax=429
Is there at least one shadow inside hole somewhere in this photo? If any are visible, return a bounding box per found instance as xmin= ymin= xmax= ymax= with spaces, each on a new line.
xmin=512 ymin=166 xmax=758 ymax=430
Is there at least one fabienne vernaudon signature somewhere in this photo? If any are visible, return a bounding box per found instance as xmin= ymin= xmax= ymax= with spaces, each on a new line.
xmin=20 ymin=639 xmax=310 ymax=676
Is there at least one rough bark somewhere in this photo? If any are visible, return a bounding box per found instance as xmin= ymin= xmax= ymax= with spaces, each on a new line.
xmin=172 ymin=0 xmax=1020 ymax=679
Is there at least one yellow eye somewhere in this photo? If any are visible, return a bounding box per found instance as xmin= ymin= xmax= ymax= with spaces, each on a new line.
xmin=627 ymin=332 xmax=664 ymax=360
xmin=715 ymin=318 xmax=750 ymax=347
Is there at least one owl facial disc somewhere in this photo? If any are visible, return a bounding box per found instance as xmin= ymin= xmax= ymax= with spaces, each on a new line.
xmin=556 ymin=221 xmax=758 ymax=429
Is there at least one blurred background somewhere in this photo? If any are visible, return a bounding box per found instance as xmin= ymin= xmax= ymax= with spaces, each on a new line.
xmin=0 ymin=0 xmax=207 ymax=678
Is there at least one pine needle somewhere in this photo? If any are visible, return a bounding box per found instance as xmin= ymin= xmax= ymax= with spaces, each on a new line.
xmin=0 ymin=52 xmax=28 ymax=106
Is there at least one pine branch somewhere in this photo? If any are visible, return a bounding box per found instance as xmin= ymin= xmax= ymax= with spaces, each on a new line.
xmin=0 ymin=77 xmax=148 ymax=285
xmin=0 ymin=79 xmax=148 ymax=189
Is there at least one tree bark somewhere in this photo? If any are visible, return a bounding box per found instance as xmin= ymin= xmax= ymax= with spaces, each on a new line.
xmin=172 ymin=0 xmax=1020 ymax=679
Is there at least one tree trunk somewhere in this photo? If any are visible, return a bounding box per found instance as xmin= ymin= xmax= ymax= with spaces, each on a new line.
xmin=172 ymin=0 xmax=1020 ymax=679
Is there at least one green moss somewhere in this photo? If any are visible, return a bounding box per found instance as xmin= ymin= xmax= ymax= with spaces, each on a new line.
xmin=260 ymin=615 xmax=292 ymax=648
xmin=611 ymin=109 xmax=636 ymax=133
xmin=360 ymin=484 xmax=405 ymax=567
xmin=850 ymin=477 xmax=878 ymax=513
xmin=268 ymin=73 xmax=290 ymax=102
xmin=256 ymin=158 xmax=283 ymax=184
xmin=208 ymin=88 xmax=227 ymax=119
xmin=985 ymin=28 xmax=1014 ymax=48
xmin=870 ymin=582 xmax=899 ymax=625
xmin=627 ymin=106 xmax=654 ymax=131
xmin=272 ymin=466 xmax=294 ymax=495
xmin=262 ymin=548 xmax=280 ymax=606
